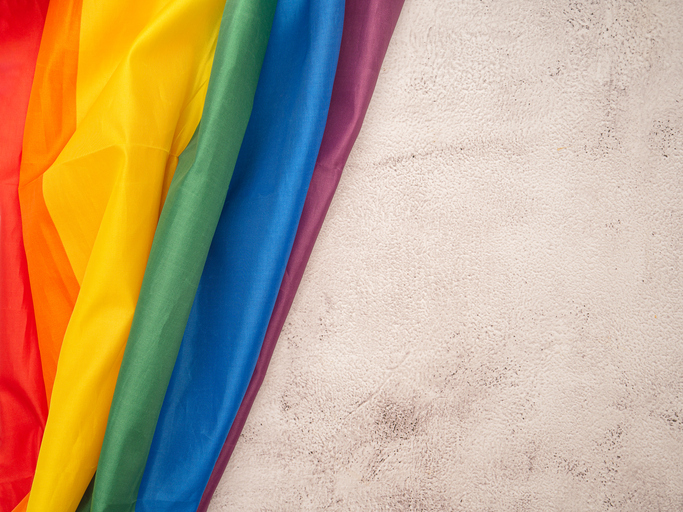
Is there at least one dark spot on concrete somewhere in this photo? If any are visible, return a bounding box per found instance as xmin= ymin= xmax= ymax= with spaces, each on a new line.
xmin=648 ymin=117 xmax=681 ymax=158
xmin=553 ymin=454 xmax=590 ymax=480
xmin=374 ymin=398 xmax=421 ymax=441
xmin=382 ymin=487 xmax=455 ymax=512
xmin=662 ymin=410 xmax=682 ymax=431
xmin=603 ymin=424 xmax=624 ymax=451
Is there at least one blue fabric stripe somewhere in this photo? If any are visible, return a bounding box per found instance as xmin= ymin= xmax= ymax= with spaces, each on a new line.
xmin=136 ymin=1 xmax=345 ymax=510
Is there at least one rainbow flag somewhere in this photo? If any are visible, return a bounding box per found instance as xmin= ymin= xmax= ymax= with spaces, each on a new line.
xmin=0 ymin=0 xmax=403 ymax=510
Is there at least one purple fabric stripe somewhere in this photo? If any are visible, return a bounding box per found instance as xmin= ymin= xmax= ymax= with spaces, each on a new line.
xmin=196 ymin=0 xmax=405 ymax=509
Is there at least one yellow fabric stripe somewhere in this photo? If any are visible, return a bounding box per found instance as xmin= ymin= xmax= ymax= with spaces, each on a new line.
xmin=27 ymin=0 xmax=223 ymax=510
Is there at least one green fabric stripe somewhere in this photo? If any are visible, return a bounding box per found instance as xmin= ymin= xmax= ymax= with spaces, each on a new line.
xmin=90 ymin=2 xmax=278 ymax=511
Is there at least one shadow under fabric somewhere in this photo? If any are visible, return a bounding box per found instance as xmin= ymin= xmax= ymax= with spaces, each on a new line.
xmin=133 ymin=1 xmax=344 ymax=510
xmin=197 ymin=0 xmax=405 ymax=508
xmin=90 ymin=1 xmax=278 ymax=511
xmin=23 ymin=0 xmax=225 ymax=508
xmin=0 ymin=1 xmax=49 ymax=510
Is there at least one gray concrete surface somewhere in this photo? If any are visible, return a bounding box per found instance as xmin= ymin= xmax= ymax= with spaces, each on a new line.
xmin=210 ymin=1 xmax=683 ymax=510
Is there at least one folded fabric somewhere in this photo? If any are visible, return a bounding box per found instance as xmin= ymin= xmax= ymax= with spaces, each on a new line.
xmin=197 ymin=0 xmax=405 ymax=508
xmin=19 ymin=0 xmax=82 ymax=407
xmin=135 ymin=1 xmax=344 ymax=510
xmin=91 ymin=1 xmax=277 ymax=510
xmin=24 ymin=0 xmax=224 ymax=509
xmin=0 ymin=1 xmax=49 ymax=509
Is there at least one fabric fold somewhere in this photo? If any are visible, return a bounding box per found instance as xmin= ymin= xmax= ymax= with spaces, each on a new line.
xmin=0 ymin=1 xmax=49 ymax=509
xmin=91 ymin=1 xmax=277 ymax=509
xmin=24 ymin=0 xmax=224 ymax=509
xmin=197 ymin=1 xmax=405 ymax=508
xmin=135 ymin=1 xmax=345 ymax=510
xmin=18 ymin=0 xmax=82 ymax=407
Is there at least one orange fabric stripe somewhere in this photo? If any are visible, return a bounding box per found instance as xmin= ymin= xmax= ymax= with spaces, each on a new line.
xmin=19 ymin=0 xmax=82 ymax=404
xmin=19 ymin=176 xmax=79 ymax=402
xmin=10 ymin=493 xmax=28 ymax=512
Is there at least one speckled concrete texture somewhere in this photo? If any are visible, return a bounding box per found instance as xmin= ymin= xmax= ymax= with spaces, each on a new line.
xmin=209 ymin=1 xmax=683 ymax=510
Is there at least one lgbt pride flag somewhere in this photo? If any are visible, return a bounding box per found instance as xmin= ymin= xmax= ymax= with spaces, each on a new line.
xmin=0 ymin=1 xmax=403 ymax=510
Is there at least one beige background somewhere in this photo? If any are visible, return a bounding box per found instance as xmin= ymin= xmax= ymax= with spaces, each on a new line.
xmin=210 ymin=1 xmax=683 ymax=510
